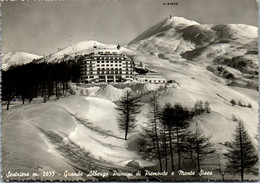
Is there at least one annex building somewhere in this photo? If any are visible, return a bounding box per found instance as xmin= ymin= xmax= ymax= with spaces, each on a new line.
xmin=135 ymin=72 xmax=167 ymax=83
xmin=80 ymin=46 xmax=134 ymax=83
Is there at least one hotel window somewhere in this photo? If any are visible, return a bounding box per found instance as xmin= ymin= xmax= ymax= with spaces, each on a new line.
xmin=106 ymin=64 xmax=109 ymax=66
xmin=102 ymin=61 xmax=104 ymax=63
xmin=110 ymin=64 xmax=113 ymax=66
xmin=97 ymin=61 xmax=100 ymax=63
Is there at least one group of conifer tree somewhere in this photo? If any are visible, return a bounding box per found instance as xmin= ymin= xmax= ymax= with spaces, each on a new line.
xmin=116 ymin=91 xmax=214 ymax=173
xmin=116 ymin=91 xmax=258 ymax=180
xmin=2 ymin=57 xmax=82 ymax=110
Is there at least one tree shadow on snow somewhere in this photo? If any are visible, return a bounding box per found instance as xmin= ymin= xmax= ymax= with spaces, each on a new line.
xmin=64 ymin=108 xmax=125 ymax=140
xmin=35 ymin=126 xmax=126 ymax=174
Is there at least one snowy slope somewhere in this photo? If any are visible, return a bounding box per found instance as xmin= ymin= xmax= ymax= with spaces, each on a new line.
xmin=127 ymin=16 xmax=258 ymax=89
xmin=95 ymin=85 xmax=126 ymax=101
xmin=127 ymin=51 xmax=258 ymax=146
xmin=129 ymin=16 xmax=199 ymax=45
xmin=2 ymin=95 xmax=154 ymax=180
xmin=2 ymin=52 xmax=42 ymax=70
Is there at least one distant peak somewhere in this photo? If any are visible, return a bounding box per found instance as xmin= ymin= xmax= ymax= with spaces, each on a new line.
xmin=165 ymin=16 xmax=199 ymax=26
xmin=128 ymin=16 xmax=199 ymax=45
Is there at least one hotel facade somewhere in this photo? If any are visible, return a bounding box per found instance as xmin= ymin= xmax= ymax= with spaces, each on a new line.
xmin=80 ymin=48 xmax=134 ymax=83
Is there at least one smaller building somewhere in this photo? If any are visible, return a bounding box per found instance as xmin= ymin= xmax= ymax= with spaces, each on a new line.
xmin=135 ymin=72 xmax=167 ymax=83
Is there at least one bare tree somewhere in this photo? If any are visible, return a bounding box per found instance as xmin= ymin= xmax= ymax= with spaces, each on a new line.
xmin=171 ymin=103 xmax=190 ymax=170
xmin=148 ymin=92 xmax=163 ymax=171
xmin=161 ymin=103 xmax=176 ymax=171
xmin=187 ymin=122 xmax=215 ymax=174
xmin=116 ymin=90 xmax=142 ymax=140
xmin=137 ymin=92 xmax=163 ymax=171
xmin=216 ymin=154 xmax=229 ymax=181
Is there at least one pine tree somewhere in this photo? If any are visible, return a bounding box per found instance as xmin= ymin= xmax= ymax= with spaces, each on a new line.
xmin=187 ymin=122 xmax=215 ymax=174
xmin=116 ymin=90 xmax=142 ymax=140
xmin=172 ymin=103 xmax=190 ymax=170
xmin=161 ymin=103 xmax=175 ymax=171
xmin=2 ymin=70 xmax=15 ymax=110
xmin=230 ymin=99 xmax=236 ymax=106
xmin=224 ymin=119 xmax=258 ymax=181
xmin=193 ymin=100 xmax=204 ymax=115
xmin=204 ymin=101 xmax=211 ymax=113
xmin=248 ymin=103 xmax=252 ymax=108
xmin=145 ymin=92 xmax=163 ymax=171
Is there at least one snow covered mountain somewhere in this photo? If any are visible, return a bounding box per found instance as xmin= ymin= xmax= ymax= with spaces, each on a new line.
xmin=128 ymin=16 xmax=257 ymax=57
xmin=2 ymin=52 xmax=42 ymax=70
xmin=2 ymin=41 xmax=130 ymax=70
xmin=127 ymin=16 xmax=258 ymax=90
xmin=43 ymin=40 xmax=130 ymax=63
xmin=2 ymin=16 xmax=259 ymax=181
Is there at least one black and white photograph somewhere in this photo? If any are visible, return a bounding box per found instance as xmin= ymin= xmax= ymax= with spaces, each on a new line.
xmin=1 ymin=0 xmax=259 ymax=181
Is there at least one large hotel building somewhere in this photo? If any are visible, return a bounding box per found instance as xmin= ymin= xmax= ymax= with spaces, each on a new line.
xmin=80 ymin=47 xmax=134 ymax=83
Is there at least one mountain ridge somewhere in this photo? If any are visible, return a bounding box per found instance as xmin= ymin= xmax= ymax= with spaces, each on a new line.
xmin=2 ymin=52 xmax=42 ymax=71
xmin=126 ymin=16 xmax=258 ymax=90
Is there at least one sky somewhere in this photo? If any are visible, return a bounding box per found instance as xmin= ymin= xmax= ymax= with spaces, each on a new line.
xmin=2 ymin=0 xmax=258 ymax=55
